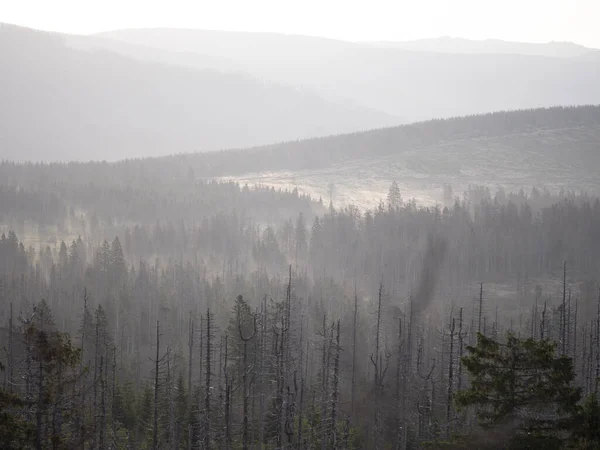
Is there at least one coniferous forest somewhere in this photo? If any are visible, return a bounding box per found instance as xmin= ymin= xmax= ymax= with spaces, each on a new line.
xmin=1 ymin=152 xmax=600 ymax=449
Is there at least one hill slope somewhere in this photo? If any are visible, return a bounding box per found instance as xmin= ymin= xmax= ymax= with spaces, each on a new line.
xmin=1 ymin=106 xmax=597 ymax=209
xmin=98 ymin=28 xmax=600 ymax=121
xmin=0 ymin=24 xmax=396 ymax=162
xmin=160 ymin=106 xmax=600 ymax=207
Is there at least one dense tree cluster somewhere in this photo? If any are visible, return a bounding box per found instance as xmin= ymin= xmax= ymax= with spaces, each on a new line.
xmin=0 ymin=175 xmax=599 ymax=448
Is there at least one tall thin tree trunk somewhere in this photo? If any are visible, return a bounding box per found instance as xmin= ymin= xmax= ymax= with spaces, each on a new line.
xmin=153 ymin=321 xmax=160 ymax=450
xmin=223 ymin=336 xmax=231 ymax=450
xmin=594 ymin=289 xmax=600 ymax=393
xmin=112 ymin=345 xmax=117 ymax=447
xmin=541 ymin=301 xmax=547 ymax=340
xmin=6 ymin=302 xmax=13 ymax=393
xmin=237 ymin=299 xmax=257 ymax=450
xmin=188 ymin=315 xmax=194 ymax=450
xmin=205 ymin=309 xmax=212 ymax=450
xmin=561 ymin=261 xmax=567 ymax=354
xmin=36 ymin=334 xmax=45 ymax=450
xmin=258 ymin=297 xmax=266 ymax=449
xmin=478 ymin=283 xmax=483 ymax=334
xmin=99 ymin=356 xmax=106 ymax=450
xmin=320 ymin=315 xmax=329 ymax=450
xmin=93 ymin=321 xmax=100 ymax=448
xmin=573 ymin=299 xmax=578 ymax=372
xmin=395 ymin=317 xmax=403 ymax=450
xmin=351 ymin=285 xmax=358 ymax=418
xmin=330 ymin=320 xmax=340 ymax=449
xmin=446 ymin=318 xmax=455 ymax=438
xmin=298 ymin=319 xmax=305 ymax=450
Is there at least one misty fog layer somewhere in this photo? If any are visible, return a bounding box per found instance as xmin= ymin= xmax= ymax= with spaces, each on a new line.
xmin=0 ymin=24 xmax=396 ymax=162
xmin=98 ymin=28 xmax=600 ymax=121
xmin=2 ymin=18 xmax=600 ymax=450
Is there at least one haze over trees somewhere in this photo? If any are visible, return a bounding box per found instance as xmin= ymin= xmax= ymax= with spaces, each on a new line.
xmin=1 ymin=16 xmax=600 ymax=449
xmin=1 ymin=146 xmax=600 ymax=447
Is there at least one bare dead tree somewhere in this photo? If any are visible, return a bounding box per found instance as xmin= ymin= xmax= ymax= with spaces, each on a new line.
xmin=319 ymin=315 xmax=331 ymax=450
xmin=152 ymin=321 xmax=161 ymax=450
xmin=416 ymin=334 xmax=436 ymax=443
xmin=446 ymin=317 xmax=455 ymax=438
xmin=395 ymin=317 xmax=404 ymax=450
xmin=99 ymin=356 xmax=106 ymax=450
xmin=223 ymin=335 xmax=231 ymax=450
xmin=351 ymin=284 xmax=358 ymax=418
xmin=5 ymin=302 xmax=13 ymax=393
xmin=297 ymin=319 xmax=305 ymax=450
xmin=594 ymin=288 xmax=600 ymax=393
xmin=237 ymin=296 xmax=257 ymax=450
xmin=562 ymin=261 xmax=567 ymax=355
xmin=188 ymin=314 xmax=194 ymax=450
xmin=370 ymin=284 xmax=391 ymax=450
xmin=588 ymin=322 xmax=594 ymax=395
xmin=541 ymin=301 xmax=547 ymax=340
xmin=258 ymin=297 xmax=267 ymax=450
xmin=111 ymin=345 xmax=117 ymax=448
xmin=204 ymin=309 xmax=213 ymax=450
xmin=574 ymin=298 xmax=578 ymax=367
xmin=330 ymin=320 xmax=341 ymax=449
xmin=478 ymin=283 xmax=483 ymax=334
xmin=582 ymin=323 xmax=588 ymax=395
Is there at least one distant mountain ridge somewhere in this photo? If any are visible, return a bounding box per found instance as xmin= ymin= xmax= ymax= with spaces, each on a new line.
xmin=365 ymin=36 xmax=597 ymax=58
xmin=0 ymin=24 xmax=397 ymax=162
xmin=95 ymin=28 xmax=600 ymax=122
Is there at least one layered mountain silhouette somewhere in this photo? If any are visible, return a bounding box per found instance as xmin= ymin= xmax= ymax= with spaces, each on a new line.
xmin=97 ymin=28 xmax=600 ymax=121
xmin=0 ymin=24 xmax=396 ymax=161
xmin=3 ymin=23 xmax=600 ymax=162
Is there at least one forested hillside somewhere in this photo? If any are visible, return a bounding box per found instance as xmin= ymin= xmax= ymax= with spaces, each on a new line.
xmin=155 ymin=105 xmax=600 ymax=207
xmin=1 ymin=33 xmax=600 ymax=446
xmin=168 ymin=105 xmax=600 ymax=176
xmin=1 ymin=164 xmax=600 ymax=447
xmin=0 ymin=24 xmax=395 ymax=162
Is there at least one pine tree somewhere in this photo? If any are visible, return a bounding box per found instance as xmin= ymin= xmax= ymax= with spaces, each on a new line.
xmin=456 ymin=333 xmax=580 ymax=440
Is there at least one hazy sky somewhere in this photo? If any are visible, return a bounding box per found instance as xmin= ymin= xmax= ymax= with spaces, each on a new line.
xmin=5 ymin=0 xmax=600 ymax=48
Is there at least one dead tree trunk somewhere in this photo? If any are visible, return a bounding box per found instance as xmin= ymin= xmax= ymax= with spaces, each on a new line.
xmin=258 ymin=297 xmax=266 ymax=449
xmin=446 ymin=318 xmax=455 ymax=438
xmin=594 ymin=289 xmax=600 ymax=393
xmin=562 ymin=261 xmax=567 ymax=355
xmin=351 ymin=285 xmax=358 ymax=418
xmin=205 ymin=309 xmax=212 ymax=450
xmin=297 ymin=320 xmax=305 ymax=450
xmin=153 ymin=321 xmax=160 ymax=450
xmin=541 ymin=301 xmax=547 ymax=340
xmin=478 ymin=283 xmax=483 ymax=334
xmin=574 ymin=298 xmax=578 ymax=373
xmin=237 ymin=297 xmax=257 ymax=450
xmin=319 ymin=315 xmax=330 ymax=450
xmin=330 ymin=320 xmax=340 ymax=449
xmin=35 ymin=328 xmax=45 ymax=450
xmin=99 ymin=356 xmax=106 ymax=450
xmin=223 ymin=335 xmax=231 ymax=450
xmin=188 ymin=315 xmax=194 ymax=450
xmin=6 ymin=302 xmax=13 ymax=393
xmin=93 ymin=321 xmax=100 ymax=448
xmin=112 ymin=346 xmax=117 ymax=448
xmin=395 ymin=317 xmax=403 ymax=450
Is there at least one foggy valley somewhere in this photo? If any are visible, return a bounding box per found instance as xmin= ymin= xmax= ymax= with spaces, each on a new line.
xmin=1 ymin=5 xmax=600 ymax=449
